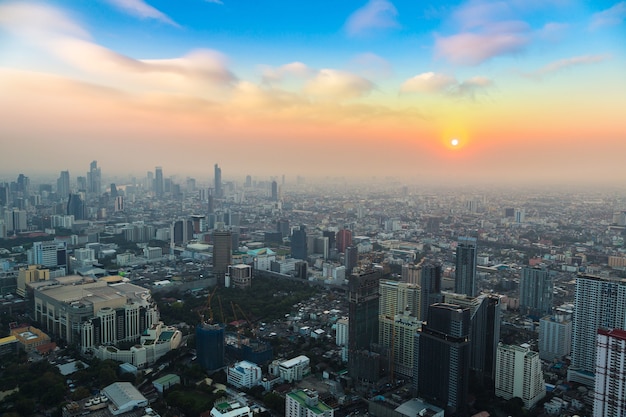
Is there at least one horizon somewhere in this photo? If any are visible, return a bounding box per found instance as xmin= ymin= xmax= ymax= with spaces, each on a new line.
xmin=1 ymin=0 xmax=625 ymax=186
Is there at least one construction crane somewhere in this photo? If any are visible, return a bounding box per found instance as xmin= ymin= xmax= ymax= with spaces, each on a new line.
xmin=234 ymin=303 xmax=257 ymax=338
xmin=198 ymin=286 xmax=218 ymax=324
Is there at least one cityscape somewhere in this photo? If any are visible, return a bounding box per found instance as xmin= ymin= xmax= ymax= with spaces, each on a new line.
xmin=1 ymin=1 xmax=626 ymax=417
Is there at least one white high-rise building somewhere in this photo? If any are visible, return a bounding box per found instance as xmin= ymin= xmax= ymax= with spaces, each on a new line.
xmin=594 ymin=328 xmax=626 ymax=417
xmin=286 ymin=390 xmax=333 ymax=417
xmin=495 ymin=343 xmax=545 ymax=410
xmin=227 ymin=360 xmax=262 ymax=389
xmin=569 ymin=275 xmax=626 ymax=387
xmin=539 ymin=307 xmax=573 ymax=362
xmin=335 ymin=318 xmax=348 ymax=347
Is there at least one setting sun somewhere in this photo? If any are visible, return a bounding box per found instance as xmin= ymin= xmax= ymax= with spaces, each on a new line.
xmin=451 ymin=138 xmax=459 ymax=147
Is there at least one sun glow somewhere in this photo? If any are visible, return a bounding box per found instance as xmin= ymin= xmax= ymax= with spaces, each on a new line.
xmin=451 ymin=138 xmax=459 ymax=147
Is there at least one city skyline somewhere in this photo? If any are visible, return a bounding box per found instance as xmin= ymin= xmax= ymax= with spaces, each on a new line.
xmin=0 ymin=0 xmax=625 ymax=185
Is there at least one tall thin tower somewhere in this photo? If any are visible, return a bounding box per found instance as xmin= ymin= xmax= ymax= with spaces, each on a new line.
xmin=214 ymin=164 xmax=222 ymax=199
xmin=455 ymin=237 xmax=477 ymax=297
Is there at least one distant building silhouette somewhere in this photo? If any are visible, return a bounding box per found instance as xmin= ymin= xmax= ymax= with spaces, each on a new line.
xmin=520 ymin=267 xmax=553 ymax=318
xmin=213 ymin=229 xmax=232 ymax=286
xmin=291 ymin=225 xmax=308 ymax=260
xmin=455 ymin=237 xmax=477 ymax=297
xmin=67 ymin=193 xmax=86 ymax=220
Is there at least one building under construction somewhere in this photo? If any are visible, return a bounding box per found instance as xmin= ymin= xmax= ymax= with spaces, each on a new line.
xmin=225 ymin=333 xmax=273 ymax=365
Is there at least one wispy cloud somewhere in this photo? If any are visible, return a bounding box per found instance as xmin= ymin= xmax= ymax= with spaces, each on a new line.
xmin=400 ymin=71 xmax=492 ymax=99
xmin=304 ymin=69 xmax=374 ymax=99
xmin=261 ymin=62 xmax=314 ymax=84
xmin=104 ymin=0 xmax=179 ymax=26
xmin=345 ymin=0 xmax=399 ymax=37
xmin=348 ymin=53 xmax=393 ymax=80
xmin=205 ymin=0 xmax=224 ymax=4
xmin=525 ymin=54 xmax=610 ymax=79
xmin=0 ymin=2 xmax=90 ymax=40
xmin=589 ymin=1 xmax=626 ymax=30
xmin=435 ymin=20 xmax=530 ymax=66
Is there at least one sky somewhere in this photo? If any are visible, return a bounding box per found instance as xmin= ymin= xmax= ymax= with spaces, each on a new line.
xmin=0 ymin=0 xmax=625 ymax=185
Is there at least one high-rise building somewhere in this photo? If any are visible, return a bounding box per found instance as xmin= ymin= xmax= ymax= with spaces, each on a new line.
xmin=196 ymin=323 xmax=225 ymax=371
xmin=4 ymin=209 xmax=27 ymax=233
xmin=87 ymin=161 xmax=101 ymax=196
xmin=495 ymin=343 xmax=545 ymax=409
xmin=594 ymin=328 xmax=626 ymax=417
xmin=67 ymin=193 xmax=86 ymax=220
xmin=271 ymin=180 xmax=278 ymax=201
xmin=539 ymin=307 xmax=572 ymax=362
xmin=519 ymin=267 xmax=553 ymax=318
xmin=57 ymin=170 xmax=70 ymax=200
xmin=442 ymin=293 xmax=501 ymax=385
xmin=569 ymin=275 xmax=626 ymax=386
xmin=27 ymin=241 xmax=68 ymax=274
xmin=154 ymin=166 xmax=164 ymax=198
xmin=291 ymin=225 xmax=308 ymax=260
xmin=170 ymin=219 xmax=193 ymax=247
xmin=214 ymin=164 xmax=222 ymax=199
xmin=336 ymin=318 xmax=348 ymax=346
xmin=419 ymin=262 xmax=443 ymax=321
xmin=345 ymin=246 xmax=358 ymax=274
xmin=454 ymin=237 xmax=477 ymax=297
xmin=414 ymin=303 xmax=470 ymax=416
xmin=277 ymin=219 xmax=290 ymax=238
xmin=348 ymin=269 xmax=381 ymax=381
xmin=336 ymin=229 xmax=353 ymax=253
xmin=286 ymin=389 xmax=334 ymax=417
xmin=213 ymin=230 xmax=232 ymax=286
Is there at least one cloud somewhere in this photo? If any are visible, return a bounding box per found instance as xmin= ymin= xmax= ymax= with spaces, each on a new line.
xmin=104 ymin=0 xmax=179 ymax=26
xmin=205 ymin=0 xmax=224 ymax=4
xmin=348 ymin=53 xmax=393 ymax=80
xmin=345 ymin=0 xmax=399 ymax=36
xmin=525 ymin=54 xmax=610 ymax=79
xmin=435 ymin=21 xmax=530 ymax=65
xmin=448 ymin=76 xmax=493 ymax=99
xmin=304 ymin=69 xmax=374 ymax=99
xmin=535 ymin=22 xmax=569 ymax=41
xmin=400 ymin=72 xmax=456 ymax=93
xmin=589 ymin=1 xmax=626 ymax=30
xmin=400 ymin=72 xmax=492 ymax=99
xmin=0 ymin=2 xmax=90 ymax=40
xmin=261 ymin=62 xmax=314 ymax=84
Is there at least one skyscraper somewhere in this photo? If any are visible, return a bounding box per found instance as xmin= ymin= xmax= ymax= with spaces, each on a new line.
xmin=419 ymin=262 xmax=443 ymax=321
xmin=336 ymin=228 xmax=353 ymax=253
xmin=154 ymin=166 xmax=164 ymax=198
xmin=87 ymin=161 xmax=101 ymax=196
xmin=57 ymin=170 xmax=70 ymax=200
xmin=271 ymin=180 xmax=278 ymax=201
xmin=345 ymin=246 xmax=358 ymax=274
xmin=569 ymin=275 xmax=626 ymax=387
xmin=414 ymin=303 xmax=470 ymax=416
xmin=348 ymin=269 xmax=381 ymax=381
xmin=213 ymin=229 xmax=232 ymax=286
xmin=594 ymin=328 xmax=626 ymax=417
xmin=455 ymin=237 xmax=477 ymax=297
xmin=495 ymin=343 xmax=545 ymax=409
xmin=214 ymin=164 xmax=222 ymax=199
xmin=67 ymin=193 xmax=86 ymax=220
xmin=539 ymin=307 xmax=572 ymax=362
xmin=519 ymin=267 xmax=553 ymax=318
xmin=291 ymin=225 xmax=308 ymax=260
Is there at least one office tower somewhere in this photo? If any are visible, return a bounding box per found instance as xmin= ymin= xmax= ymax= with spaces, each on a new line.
xmin=196 ymin=322 xmax=225 ymax=371
xmin=17 ymin=265 xmax=50 ymax=297
xmin=455 ymin=237 xmax=477 ymax=297
xmin=322 ymin=230 xmax=336 ymax=251
xmin=345 ymin=246 xmax=358 ymax=274
xmin=214 ymin=164 xmax=222 ymax=198
xmin=277 ymin=219 xmax=290 ymax=238
xmin=87 ymin=161 xmax=101 ymax=195
xmin=378 ymin=280 xmax=421 ymax=377
xmin=291 ymin=225 xmax=308 ymax=260
xmin=519 ymin=267 xmax=553 ymax=318
xmin=442 ymin=292 xmax=501 ymax=386
xmin=336 ymin=318 xmax=349 ymax=346
xmin=271 ymin=180 xmax=278 ymax=201
xmin=76 ymin=176 xmax=87 ymax=191
xmin=57 ymin=170 xmax=70 ymax=200
xmin=0 ymin=183 xmax=9 ymax=206
xmin=336 ymin=229 xmax=352 ymax=253
xmin=594 ymin=328 xmax=626 ymax=417
xmin=348 ymin=269 xmax=381 ymax=381
xmin=207 ymin=188 xmax=215 ymax=215
xmin=213 ymin=230 xmax=232 ymax=286
xmin=28 ymin=241 xmax=68 ymax=274
xmin=170 ymin=219 xmax=193 ymax=247
xmin=419 ymin=262 xmax=443 ymax=321
xmin=4 ymin=209 xmax=27 ymax=233
xmin=495 ymin=344 xmax=545 ymax=409
xmin=16 ymin=174 xmax=30 ymax=196
xmin=414 ymin=303 xmax=470 ymax=416
xmin=504 ymin=208 xmax=515 ymax=218
xmin=110 ymin=183 xmax=118 ymax=198
xmin=514 ymin=208 xmax=525 ymax=223
xmin=245 ymin=175 xmax=252 ymax=187
xmin=114 ymin=196 xmax=124 ymax=212
xmin=154 ymin=166 xmax=164 ymax=198
xmin=67 ymin=193 xmax=86 ymax=220
xmin=191 ymin=215 xmax=205 ymax=234
xmin=539 ymin=307 xmax=572 ymax=362
xmin=314 ymin=236 xmax=329 ymax=260
xmin=569 ymin=275 xmax=626 ymax=387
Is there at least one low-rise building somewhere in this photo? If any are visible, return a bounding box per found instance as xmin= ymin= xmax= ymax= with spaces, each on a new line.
xmin=227 ymin=360 xmax=262 ymax=389
xmin=286 ymin=389 xmax=333 ymax=417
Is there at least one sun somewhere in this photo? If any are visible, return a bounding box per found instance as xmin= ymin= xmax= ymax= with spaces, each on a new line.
xmin=450 ymin=138 xmax=459 ymax=147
